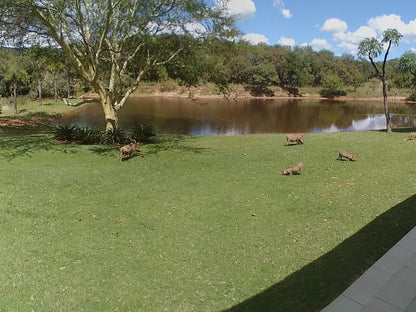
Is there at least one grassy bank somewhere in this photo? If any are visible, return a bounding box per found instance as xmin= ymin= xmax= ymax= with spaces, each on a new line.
xmin=0 ymin=127 xmax=416 ymax=311
xmin=0 ymin=98 xmax=79 ymax=118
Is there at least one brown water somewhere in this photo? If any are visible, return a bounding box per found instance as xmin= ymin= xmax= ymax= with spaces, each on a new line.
xmin=57 ymin=97 xmax=416 ymax=135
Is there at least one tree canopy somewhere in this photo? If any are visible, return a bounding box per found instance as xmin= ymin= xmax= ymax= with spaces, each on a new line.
xmin=0 ymin=0 xmax=236 ymax=130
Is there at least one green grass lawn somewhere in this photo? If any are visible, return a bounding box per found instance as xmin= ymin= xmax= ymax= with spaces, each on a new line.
xmin=0 ymin=126 xmax=415 ymax=311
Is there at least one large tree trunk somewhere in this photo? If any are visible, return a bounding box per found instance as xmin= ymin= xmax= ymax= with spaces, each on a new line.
xmin=100 ymin=93 xmax=119 ymax=131
xmin=382 ymin=79 xmax=392 ymax=132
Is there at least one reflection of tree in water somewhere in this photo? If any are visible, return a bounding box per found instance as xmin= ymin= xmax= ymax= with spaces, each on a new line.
xmin=57 ymin=98 xmax=416 ymax=135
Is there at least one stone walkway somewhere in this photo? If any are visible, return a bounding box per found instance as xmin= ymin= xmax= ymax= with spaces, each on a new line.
xmin=322 ymin=226 xmax=416 ymax=312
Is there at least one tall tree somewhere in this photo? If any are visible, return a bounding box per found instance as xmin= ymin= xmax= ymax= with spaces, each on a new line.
xmin=0 ymin=0 xmax=235 ymax=130
xmin=358 ymin=29 xmax=402 ymax=132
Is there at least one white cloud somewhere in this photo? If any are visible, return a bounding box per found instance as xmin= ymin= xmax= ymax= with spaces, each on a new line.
xmin=321 ymin=14 xmax=416 ymax=55
xmin=368 ymin=14 xmax=416 ymax=43
xmin=368 ymin=14 xmax=405 ymax=33
xmin=321 ymin=18 xmax=347 ymax=34
xmin=242 ymin=33 xmax=270 ymax=45
xmin=273 ymin=0 xmax=292 ymax=19
xmin=223 ymin=0 xmax=256 ymax=20
xmin=278 ymin=37 xmax=295 ymax=47
xmin=309 ymin=39 xmax=332 ymax=51
xmin=281 ymin=9 xmax=292 ymax=19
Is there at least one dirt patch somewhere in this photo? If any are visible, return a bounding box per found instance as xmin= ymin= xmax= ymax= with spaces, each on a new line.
xmin=0 ymin=116 xmax=52 ymax=127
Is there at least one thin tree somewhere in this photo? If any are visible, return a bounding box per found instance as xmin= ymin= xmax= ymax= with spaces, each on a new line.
xmin=358 ymin=29 xmax=402 ymax=132
xmin=0 ymin=0 xmax=235 ymax=131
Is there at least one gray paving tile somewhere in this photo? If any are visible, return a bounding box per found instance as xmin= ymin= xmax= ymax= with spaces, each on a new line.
xmin=321 ymin=294 xmax=363 ymax=312
xmin=404 ymin=252 xmax=416 ymax=271
xmin=343 ymin=267 xmax=392 ymax=306
xmin=361 ymin=297 xmax=402 ymax=312
xmin=404 ymin=298 xmax=416 ymax=312
xmin=398 ymin=234 xmax=416 ymax=252
xmin=376 ymin=266 xmax=416 ymax=310
xmin=406 ymin=227 xmax=416 ymax=238
xmin=374 ymin=245 xmax=414 ymax=274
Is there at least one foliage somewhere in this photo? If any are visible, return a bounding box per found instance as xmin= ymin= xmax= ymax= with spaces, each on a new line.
xmin=279 ymin=50 xmax=313 ymax=96
xmin=399 ymin=51 xmax=416 ymax=83
xmin=320 ymin=75 xmax=347 ymax=97
xmin=358 ymin=38 xmax=383 ymax=60
xmin=247 ymin=63 xmax=278 ymax=96
xmin=55 ymin=125 xmax=130 ymax=145
xmin=100 ymin=128 xmax=130 ymax=145
xmin=130 ymin=123 xmax=158 ymax=144
xmin=406 ymin=89 xmax=416 ymax=101
xmin=54 ymin=124 xmax=78 ymax=142
xmin=159 ymin=79 xmax=177 ymax=93
xmin=74 ymin=127 xmax=102 ymax=145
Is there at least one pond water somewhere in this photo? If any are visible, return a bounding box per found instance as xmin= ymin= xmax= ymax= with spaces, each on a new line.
xmin=56 ymin=97 xmax=416 ymax=135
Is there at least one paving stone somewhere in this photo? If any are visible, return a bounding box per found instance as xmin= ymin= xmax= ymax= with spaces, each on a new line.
xmin=343 ymin=267 xmax=392 ymax=306
xmin=374 ymin=246 xmax=414 ymax=275
xmin=404 ymin=298 xmax=416 ymax=312
xmin=404 ymin=252 xmax=416 ymax=271
xmin=375 ymin=266 xmax=416 ymax=310
xmin=397 ymin=234 xmax=416 ymax=252
xmin=321 ymin=295 xmax=363 ymax=312
xmin=322 ymin=227 xmax=416 ymax=312
xmin=361 ymin=297 xmax=402 ymax=312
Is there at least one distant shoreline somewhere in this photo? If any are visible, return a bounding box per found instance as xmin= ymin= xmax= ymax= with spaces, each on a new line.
xmin=80 ymin=85 xmax=410 ymax=103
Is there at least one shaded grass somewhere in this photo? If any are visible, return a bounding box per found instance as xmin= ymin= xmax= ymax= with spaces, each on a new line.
xmin=0 ymin=129 xmax=415 ymax=311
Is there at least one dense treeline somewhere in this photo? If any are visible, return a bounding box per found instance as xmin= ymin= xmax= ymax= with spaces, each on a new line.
xmin=0 ymin=36 xmax=415 ymax=101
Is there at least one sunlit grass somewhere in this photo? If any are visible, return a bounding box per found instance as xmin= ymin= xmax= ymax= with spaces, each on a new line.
xmin=0 ymin=97 xmax=78 ymax=117
xmin=0 ymin=129 xmax=415 ymax=311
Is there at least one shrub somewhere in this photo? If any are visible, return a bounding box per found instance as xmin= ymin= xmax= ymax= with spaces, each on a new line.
xmin=320 ymin=75 xmax=347 ymax=98
xmin=159 ymin=79 xmax=177 ymax=93
xmin=101 ymin=128 xmax=130 ymax=145
xmin=406 ymin=89 xmax=416 ymax=101
xmin=130 ymin=123 xmax=158 ymax=144
xmin=55 ymin=124 xmax=78 ymax=142
xmin=75 ymin=127 xmax=101 ymax=144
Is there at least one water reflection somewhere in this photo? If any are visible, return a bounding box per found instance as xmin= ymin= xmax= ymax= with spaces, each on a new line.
xmin=57 ymin=97 xmax=416 ymax=135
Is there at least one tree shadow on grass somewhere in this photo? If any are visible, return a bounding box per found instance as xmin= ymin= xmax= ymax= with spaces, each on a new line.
xmin=223 ymin=194 xmax=416 ymax=312
xmin=87 ymin=135 xmax=208 ymax=159
xmin=0 ymin=126 xmax=78 ymax=161
xmin=144 ymin=135 xmax=209 ymax=156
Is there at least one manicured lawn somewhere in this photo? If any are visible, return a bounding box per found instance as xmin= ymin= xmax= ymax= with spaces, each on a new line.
xmin=0 ymin=126 xmax=415 ymax=311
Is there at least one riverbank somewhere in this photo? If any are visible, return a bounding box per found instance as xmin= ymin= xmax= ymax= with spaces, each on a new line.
xmin=79 ymin=84 xmax=410 ymax=103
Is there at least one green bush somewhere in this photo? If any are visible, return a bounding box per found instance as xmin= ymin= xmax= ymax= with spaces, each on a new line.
xmin=320 ymin=75 xmax=347 ymax=98
xmin=75 ymin=127 xmax=101 ymax=144
xmin=159 ymin=79 xmax=177 ymax=92
xmin=55 ymin=124 xmax=78 ymax=142
xmin=101 ymin=128 xmax=130 ymax=145
xmin=406 ymin=89 xmax=416 ymax=101
xmin=130 ymin=123 xmax=158 ymax=144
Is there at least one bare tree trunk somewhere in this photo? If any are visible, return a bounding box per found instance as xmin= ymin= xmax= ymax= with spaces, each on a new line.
xmin=38 ymin=77 xmax=43 ymax=106
xmin=13 ymin=79 xmax=17 ymax=114
xmin=382 ymin=79 xmax=392 ymax=132
xmin=54 ymin=72 xmax=58 ymax=102
xmin=67 ymin=66 xmax=71 ymax=98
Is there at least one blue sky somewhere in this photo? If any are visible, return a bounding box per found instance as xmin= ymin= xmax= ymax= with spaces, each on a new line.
xmin=223 ymin=0 xmax=416 ymax=59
